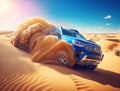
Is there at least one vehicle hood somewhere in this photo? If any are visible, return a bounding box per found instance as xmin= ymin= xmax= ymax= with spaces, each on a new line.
xmin=62 ymin=35 xmax=100 ymax=46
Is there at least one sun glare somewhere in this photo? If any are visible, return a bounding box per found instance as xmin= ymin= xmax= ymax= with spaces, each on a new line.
xmin=0 ymin=0 xmax=10 ymax=13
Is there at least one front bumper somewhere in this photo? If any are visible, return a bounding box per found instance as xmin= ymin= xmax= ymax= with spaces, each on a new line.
xmin=76 ymin=54 xmax=104 ymax=66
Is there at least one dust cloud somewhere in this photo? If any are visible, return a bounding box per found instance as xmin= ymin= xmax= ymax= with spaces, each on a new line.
xmin=11 ymin=17 xmax=76 ymax=67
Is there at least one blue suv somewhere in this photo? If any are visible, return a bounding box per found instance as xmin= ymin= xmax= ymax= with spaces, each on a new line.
xmin=48 ymin=26 xmax=104 ymax=70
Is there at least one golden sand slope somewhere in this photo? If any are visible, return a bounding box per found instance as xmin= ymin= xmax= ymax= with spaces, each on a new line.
xmin=0 ymin=17 xmax=120 ymax=91
xmin=0 ymin=38 xmax=93 ymax=91
xmin=0 ymin=33 xmax=120 ymax=91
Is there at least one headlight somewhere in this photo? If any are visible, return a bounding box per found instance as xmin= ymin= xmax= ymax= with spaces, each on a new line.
xmin=72 ymin=40 xmax=84 ymax=47
xmin=94 ymin=46 xmax=101 ymax=53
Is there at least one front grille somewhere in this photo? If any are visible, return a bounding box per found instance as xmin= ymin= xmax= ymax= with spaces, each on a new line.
xmin=90 ymin=51 xmax=101 ymax=55
xmin=84 ymin=44 xmax=101 ymax=54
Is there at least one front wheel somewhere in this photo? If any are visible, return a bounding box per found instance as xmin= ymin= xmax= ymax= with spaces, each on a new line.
xmin=115 ymin=50 xmax=120 ymax=56
xmin=87 ymin=65 xmax=97 ymax=70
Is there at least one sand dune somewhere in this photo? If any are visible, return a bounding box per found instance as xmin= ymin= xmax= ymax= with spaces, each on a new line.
xmin=0 ymin=36 xmax=93 ymax=91
xmin=0 ymin=39 xmax=78 ymax=91
xmin=0 ymin=32 xmax=120 ymax=91
xmin=97 ymin=39 xmax=120 ymax=52
xmin=0 ymin=17 xmax=120 ymax=91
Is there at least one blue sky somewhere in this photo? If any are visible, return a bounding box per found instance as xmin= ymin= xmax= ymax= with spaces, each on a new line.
xmin=0 ymin=0 xmax=120 ymax=33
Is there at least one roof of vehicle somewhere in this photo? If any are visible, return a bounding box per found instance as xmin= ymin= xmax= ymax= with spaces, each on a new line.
xmin=69 ymin=29 xmax=79 ymax=33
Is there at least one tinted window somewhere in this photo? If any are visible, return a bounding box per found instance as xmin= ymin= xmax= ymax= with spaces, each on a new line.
xmin=62 ymin=28 xmax=86 ymax=39
xmin=48 ymin=27 xmax=61 ymax=39
xmin=62 ymin=28 xmax=75 ymax=37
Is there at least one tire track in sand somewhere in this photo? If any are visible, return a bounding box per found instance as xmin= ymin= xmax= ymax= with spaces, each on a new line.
xmin=70 ymin=75 xmax=93 ymax=91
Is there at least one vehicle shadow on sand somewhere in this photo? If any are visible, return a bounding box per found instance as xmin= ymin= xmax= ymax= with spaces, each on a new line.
xmin=47 ymin=64 xmax=120 ymax=88
xmin=73 ymin=66 xmax=120 ymax=88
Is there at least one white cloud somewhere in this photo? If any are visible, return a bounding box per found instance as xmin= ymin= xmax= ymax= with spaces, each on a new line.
xmin=104 ymin=15 xmax=112 ymax=19
xmin=106 ymin=23 xmax=112 ymax=26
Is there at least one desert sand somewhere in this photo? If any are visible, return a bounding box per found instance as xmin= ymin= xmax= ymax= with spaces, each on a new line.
xmin=0 ymin=32 xmax=120 ymax=91
xmin=0 ymin=17 xmax=120 ymax=91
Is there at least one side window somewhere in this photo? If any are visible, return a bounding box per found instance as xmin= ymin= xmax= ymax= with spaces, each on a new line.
xmin=48 ymin=28 xmax=61 ymax=39
xmin=75 ymin=34 xmax=81 ymax=38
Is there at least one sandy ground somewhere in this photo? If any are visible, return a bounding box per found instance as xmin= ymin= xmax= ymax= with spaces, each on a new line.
xmin=0 ymin=32 xmax=120 ymax=91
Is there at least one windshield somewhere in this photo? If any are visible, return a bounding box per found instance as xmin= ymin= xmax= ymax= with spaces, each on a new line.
xmin=62 ymin=28 xmax=86 ymax=39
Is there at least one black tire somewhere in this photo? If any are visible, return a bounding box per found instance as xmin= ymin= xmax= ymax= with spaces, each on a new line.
xmin=87 ymin=65 xmax=97 ymax=70
xmin=115 ymin=50 xmax=120 ymax=56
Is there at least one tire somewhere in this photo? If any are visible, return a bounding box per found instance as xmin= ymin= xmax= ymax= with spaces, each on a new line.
xmin=115 ymin=50 xmax=120 ymax=56
xmin=87 ymin=65 xmax=97 ymax=70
